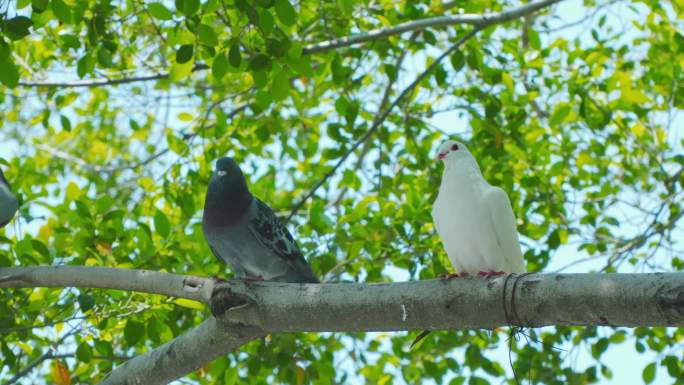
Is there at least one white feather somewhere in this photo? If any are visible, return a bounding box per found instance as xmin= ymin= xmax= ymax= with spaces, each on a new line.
xmin=432 ymin=141 xmax=526 ymax=275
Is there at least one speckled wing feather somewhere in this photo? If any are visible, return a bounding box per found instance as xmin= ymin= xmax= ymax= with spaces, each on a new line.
xmin=247 ymin=198 xmax=318 ymax=282
xmin=248 ymin=199 xmax=301 ymax=260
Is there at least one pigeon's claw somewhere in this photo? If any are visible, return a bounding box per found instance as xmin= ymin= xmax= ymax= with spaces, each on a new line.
xmin=439 ymin=273 xmax=459 ymax=280
xmin=477 ymin=270 xmax=507 ymax=277
xmin=439 ymin=272 xmax=468 ymax=280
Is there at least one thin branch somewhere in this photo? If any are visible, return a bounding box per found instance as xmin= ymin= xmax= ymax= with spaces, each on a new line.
xmin=18 ymin=0 xmax=563 ymax=89
xmin=17 ymin=64 xmax=209 ymax=88
xmin=330 ymin=31 xmax=419 ymax=210
xmin=0 ymin=266 xmax=214 ymax=304
xmin=287 ymin=27 xmax=481 ymax=220
xmin=6 ymin=325 xmax=81 ymax=385
xmin=303 ymin=0 xmax=563 ymax=54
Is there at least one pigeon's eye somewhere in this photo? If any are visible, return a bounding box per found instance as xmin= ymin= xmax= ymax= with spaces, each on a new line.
xmin=451 ymin=144 xmax=459 ymax=151
xmin=217 ymin=170 xmax=227 ymax=176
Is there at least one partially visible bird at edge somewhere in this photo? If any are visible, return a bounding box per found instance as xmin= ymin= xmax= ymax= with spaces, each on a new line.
xmin=0 ymin=168 xmax=18 ymax=229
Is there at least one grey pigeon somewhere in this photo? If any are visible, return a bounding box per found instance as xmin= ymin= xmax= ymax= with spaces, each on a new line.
xmin=0 ymin=168 xmax=18 ymax=228
xmin=202 ymin=157 xmax=318 ymax=283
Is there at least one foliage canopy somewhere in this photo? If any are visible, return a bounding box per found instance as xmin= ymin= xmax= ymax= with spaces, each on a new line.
xmin=0 ymin=0 xmax=683 ymax=383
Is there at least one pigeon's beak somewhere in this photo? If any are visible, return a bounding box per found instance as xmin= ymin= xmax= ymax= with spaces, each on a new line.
xmin=437 ymin=152 xmax=447 ymax=161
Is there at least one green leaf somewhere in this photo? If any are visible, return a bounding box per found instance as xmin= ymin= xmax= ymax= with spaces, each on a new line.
xmin=197 ymin=24 xmax=218 ymax=46
xmin=274 ymin=0 xmax=296 ymax=26
xmin=267 ymin=37 xmax=291 ymax=57
xmin=76 ymin=342 xmax=93 ymax=361
xmin=154 ymin=210 xmax=171 ymax=238
xmin=51 ymin=0 xmax=72 ymax=23
xmin=229 ymin=43 xmax=242 ymax=68
xmin=0 ymin=59 xmax=19 ymax=88
xmin=337 ymin=0 xmax=353 ymax=16
xmin=642 ymin=362 xmax=656 ymax=384
xmin=170 ymin=59 xmax=194 ymax=81
xmin=258 ymin=9 xmax=274 ymax=34
xmin=124 ymin=320 xmax=145 ymax=347
xmin=5 ymin=16 xmax=33 ymax=40
xmin=60 ymin=115 xmax=71 ymax=131
xmin=76 ymin=53 xmax=93 ymax=78
xmin=166 ymin=130 xmax=189 ymax=154
xmin=175 ymin=0 xmax=199 ymax=15
xmin=527 ymin=28 xmax=541 ymax=50
xmin=252 ymin=71 xmax=267 ymax=88
xmin=31 ymin=240 xmax=50 ymax=259
xmin=450 ymin=51 xmax=465 ymax=71
xmin=271 ymin=70 xmax=289 ymax=102
xmin=287 ymin=56 xmax=313 ymax=77
xmin=97 ymin=46 xmax=113 ymax=68
xmin=74 ymin=200 xmax=91 ymax=218
xmin=212 ymin=51 xmax=228 ymax=79
xmin=77 ymin=293 xmax=95 ymax=312
xmin=148 ymin=3 xmax=173 ymax=20
xmin=32 ymin=0 xmax=49 ymax=12
xmin=176 ymin=44 xmax=194 ymax=64
xmin=249 ymin=54 xmax=271 ymax=71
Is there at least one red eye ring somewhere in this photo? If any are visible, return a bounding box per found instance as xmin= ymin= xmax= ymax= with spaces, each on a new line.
xmin=451 ymin=143 xmax=459 ymax=151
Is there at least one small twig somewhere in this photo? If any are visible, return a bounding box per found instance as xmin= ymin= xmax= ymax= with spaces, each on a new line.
xmin=287 ymin=27 xmax=482 ymax=221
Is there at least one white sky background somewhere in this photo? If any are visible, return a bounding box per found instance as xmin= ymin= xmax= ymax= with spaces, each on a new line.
xmin=1 ymin=0 xmax=683 ymax=384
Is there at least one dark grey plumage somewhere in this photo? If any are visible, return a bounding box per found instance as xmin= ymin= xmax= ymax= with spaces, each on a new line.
xmin=202 ymin=157 xmax=318 ymax=283
xmin=0 ymin=168 xmax=18 ymax=228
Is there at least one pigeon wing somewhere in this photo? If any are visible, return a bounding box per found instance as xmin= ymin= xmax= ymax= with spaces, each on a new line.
xmin=482 ymin=186 xmax=526 ymax=273
xmin=247 ymin=199 xmax=318 ymax=282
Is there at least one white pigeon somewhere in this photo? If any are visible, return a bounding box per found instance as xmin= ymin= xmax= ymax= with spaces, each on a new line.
xmin=432 ymin=140 xmax=526 ymax=277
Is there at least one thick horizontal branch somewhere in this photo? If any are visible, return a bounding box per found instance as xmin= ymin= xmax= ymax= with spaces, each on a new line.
xmin=302 ymin=0 xmax=563 ymax=54
xmin=95 ymin=272 xmax=683 ymax=384
xmin=0 ymin=266 xmax=214 ymax=304
xmin=214 ymin=273 xmax=684 ymax=331
xmin=18 ymin=0 xmax=562 ymax=88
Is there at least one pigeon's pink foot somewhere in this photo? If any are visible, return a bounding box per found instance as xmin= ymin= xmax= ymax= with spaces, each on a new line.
xmin=439 ymin=272 xmax=469 ymax=280
xmin=439 ymin=273 xmax=459 ymax=280
xmin=477 ymin=270 xmax=507 ymax=277
xmin=242 ymin=275 xmax=265 ymax=282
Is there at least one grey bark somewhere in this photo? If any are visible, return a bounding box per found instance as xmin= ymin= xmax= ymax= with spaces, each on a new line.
xmin=99 ymin=318 xmax=264 ymax=385
xmin=214 ymin=273 xmax=684 ymax=331
xmin=0 ymin=266 xmax=214 ymax=303
xmin=93 ymin=272 xmax=684 ymax=385
xmin=302 ymin=0 xmax=563 ymax=54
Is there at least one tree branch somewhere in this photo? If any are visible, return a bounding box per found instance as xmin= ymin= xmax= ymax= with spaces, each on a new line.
xmin=212 ymin=273 xmax=684 ymax=331
xmin=17 ymin=64 xmax=209 ymax=88
xmin=98 ymin=318 xmax=264 ymax=385
xmin=18 ymin=0 xmax=562 ymax=89
xmin=95 ymin=272 xmax=682 ymax=384
xmin=302 ymin=0 xmax=563 ymax=54
xmin=0 ymin=266 xmax=214 ymax=304
xmin=287 ymin=26 xmax=481 ymax=220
